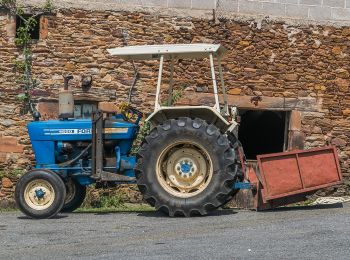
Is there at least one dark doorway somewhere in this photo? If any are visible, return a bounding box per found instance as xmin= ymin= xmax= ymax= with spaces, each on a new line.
xmin=238 ymin=110 xmax=288 ymax=160
xmin=16 ymin=15 xmax=41 ymax=40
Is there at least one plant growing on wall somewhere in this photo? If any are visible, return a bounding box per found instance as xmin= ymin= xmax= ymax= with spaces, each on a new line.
xmin=130 ymin=88 xmax=184 ymax=154
xmin=0 ymin=0 xmax=53 ymax=114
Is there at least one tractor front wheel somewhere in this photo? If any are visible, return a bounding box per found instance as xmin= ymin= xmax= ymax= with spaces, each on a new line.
xmin=15 ymin=169 xmax=66 ymax=219
xmin=61 ymin=178 xmax=86 ymax=212
xmin=136 ymin=117 xmax=239 ymax=217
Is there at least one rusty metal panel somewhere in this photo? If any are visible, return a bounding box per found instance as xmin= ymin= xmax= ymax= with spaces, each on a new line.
xmin=257 ymin=146 xmax=342 ymax=201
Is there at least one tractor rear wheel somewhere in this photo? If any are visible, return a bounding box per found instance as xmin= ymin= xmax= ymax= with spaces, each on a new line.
xmin=15 ymin=169 xmax=66 ymax=219
xmin=135 ymin=117 xmax=239 ymax=217
xmin=61 ymin=178 xmax=86 ymax=212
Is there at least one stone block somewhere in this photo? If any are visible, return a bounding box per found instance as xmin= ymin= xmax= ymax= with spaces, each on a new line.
xmin=217 ymin=0 xmax=238 ymax=11
xmin=239 ymin=0 xmax=263 ymax=15
xmin=141 ymin=0 xmax=167 ymax=7
xmin=342 ymin=109 xmax=350 ymax=116
xmin=347 ymin=0 xmax=350 ymax=7
xmin=0 ymin=104 xmax=16 ymax=115
xmin=119 ymin=0 xmax=142 ymax=5
xmin=280 ymin=0 xmax=298 ymax=4
xmin=0 ymin=136 xmax=24 ymax=153
xmin=309 ymin=6 xmax=332 ymax=20
xmin=285 ymin=73 xmax=299 ymax=81
xmin=332 ymin=7 xmax=350 ymax=20
xmin=332 ymin=46 xmax=343 ymax=55
xmin=286 ymin=4 xmax=309 ymax=18
xmin=290 ymin=111 xmax=302 ymax=131
xmin=37 ymin=101 xmax=59 ymax=119
xmin=332 ymin=137 xmax=347 ymax=147
xmin=168 ymin=0 xmax=191 ymax=9
xmin=335 ymin=78 xmax=349 ymax=91
xmin=228 ymin=88 xmax=242 ymax=95
xmin=289 ymin=131 xmax=305 ymax=150
xmin=0 ymin=153 xmax=6 ymax=163
xmin=261 ymin=2 xmax=286 ymax=17
xmin=0 ymin=190 xmax=6 ymax=198
xmin=322 ymin=0 xmax=345 ymax=7
xmin=1 ymin=177 xmax=13 ymax=188
xmin=40 ymin=16 xmax=49 ymax=40
xmin=300 ymin=0 xmax=322 ymax=5
xmin=98 ymin=102 xmax=121 ymax=113
xmin=0 ymin=198 xmax=16 ymax=209
xmin=191 ymin=0 xmax=216 ymax=10
xmin=6 ymin=15 xmax=16 ymax=38
xmin=102 ymin=74 xmax=113 ymax=82
xmin=0 ymin=119 xmax=15 ymax=127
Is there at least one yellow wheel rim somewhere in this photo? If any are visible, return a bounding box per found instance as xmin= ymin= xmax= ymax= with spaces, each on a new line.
xmin=156 ymin=141 xmax=213 ymax=198
xmin=24 ymin=179 xmax=55 ymax=211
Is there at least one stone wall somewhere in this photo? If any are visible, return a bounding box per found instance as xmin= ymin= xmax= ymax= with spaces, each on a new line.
xmin=0 ymin=9 xmax=33 ymax=172
xmin=22 ymin=0 xmax=350 ymax=25
xmin=0 ymin=176 xmax=15 ymax=208
xmin=0 ymin=6 xmax=349 ymax=201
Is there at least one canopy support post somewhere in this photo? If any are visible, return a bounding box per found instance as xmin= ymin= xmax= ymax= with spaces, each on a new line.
xmin=218 ymin=56 xmax=228 ymax=115
xmin=167 ymin=57 xmax=175 ymax=106
xmin=209 ymin=53 xmax=220 ymax=113
xmin=155 ymin=55 xmax=164 ymax=110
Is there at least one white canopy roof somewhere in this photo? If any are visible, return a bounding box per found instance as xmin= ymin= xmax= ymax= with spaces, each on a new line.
xmin=107 ymin=44 xmax=226 ymax=60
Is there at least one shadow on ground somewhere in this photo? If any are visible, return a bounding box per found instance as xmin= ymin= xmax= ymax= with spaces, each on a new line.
xmin=259 ymin=203 xmax=343 ymax=213
xmin=137 ymin=208 xmax=238 ymax=218
xmin=66 ymin=208 xmax=238 ymax=218
xmin=14 ymin=203 xmax=344 ymax=219
xmin=17 ymin=214 xmax=68 ymax=220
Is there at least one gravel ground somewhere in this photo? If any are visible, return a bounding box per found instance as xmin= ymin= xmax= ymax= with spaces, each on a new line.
xmin=0 ymin=203 xmax=349 ymax=260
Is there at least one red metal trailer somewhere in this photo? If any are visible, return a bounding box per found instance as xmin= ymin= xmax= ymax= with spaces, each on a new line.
xmin=235 ymin=146 xmax=343 ymax=210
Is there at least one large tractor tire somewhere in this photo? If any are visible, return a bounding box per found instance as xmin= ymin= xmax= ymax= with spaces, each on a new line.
xmin=61 ymin=178 xmax=86 ymax=212
xmin=135 ymin=117 xmax=240 ymax=217
xmin=15 ymin=169 xmax=66 ymax=219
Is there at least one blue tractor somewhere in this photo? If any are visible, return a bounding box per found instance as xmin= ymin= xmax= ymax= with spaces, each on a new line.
xmin=15 ymin=44 xmax=243 ymax=218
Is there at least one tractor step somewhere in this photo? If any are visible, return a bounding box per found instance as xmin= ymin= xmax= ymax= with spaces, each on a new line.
xmin=100 ymin=171 xmax=135 ymax=182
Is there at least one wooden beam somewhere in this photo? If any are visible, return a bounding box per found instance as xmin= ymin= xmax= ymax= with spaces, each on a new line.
xmin=177 ymin=91 xmax=321 ymax=112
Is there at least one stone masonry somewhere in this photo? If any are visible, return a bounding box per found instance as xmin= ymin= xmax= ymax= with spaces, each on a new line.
xmin=23 ymin=0 xmax=350 ymax=24
xmin=0 ymin=2 xmax=350 ymax=204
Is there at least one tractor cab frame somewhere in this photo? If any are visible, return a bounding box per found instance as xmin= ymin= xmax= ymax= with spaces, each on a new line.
xmin=107 ymin=44 xmax=236 ymax=132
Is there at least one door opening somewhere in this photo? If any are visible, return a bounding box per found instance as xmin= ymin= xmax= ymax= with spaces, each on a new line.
xmin=238 ymin=110 xmax=288 ymax=160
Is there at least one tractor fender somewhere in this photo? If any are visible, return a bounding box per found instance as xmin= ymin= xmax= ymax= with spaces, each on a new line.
xmin=146 ymin=106 xmax=236 ymax=133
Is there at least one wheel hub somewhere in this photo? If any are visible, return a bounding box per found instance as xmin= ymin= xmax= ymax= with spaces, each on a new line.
xmin=24 ymin=179 xmax=55 ymax=210
xmin=35 ymin=188 xmax=46 ymax=199
xmin=157 ymin=144 xmax=213 ymax=198
xmin=176 ymin=159 xmax=197 ymax=178
xmin=180 ymin=161 xmax=191 ymax=174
